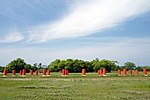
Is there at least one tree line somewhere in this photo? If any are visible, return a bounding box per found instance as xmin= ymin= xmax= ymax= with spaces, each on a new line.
xmin=1 ymin=58 xmax=150 ymax=73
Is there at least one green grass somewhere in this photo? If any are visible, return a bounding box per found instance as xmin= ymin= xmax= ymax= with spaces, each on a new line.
xmin=0 ymin=72 xmax=150 ymax=100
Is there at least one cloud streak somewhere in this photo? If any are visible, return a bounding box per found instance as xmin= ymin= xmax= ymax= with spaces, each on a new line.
xmin=0 ymin=0 xmax=150 ymax=43
xmin=28 ymin=0 xmax=150 ymax=42
xmin=0 ymin=32 xmax=24 ymax=43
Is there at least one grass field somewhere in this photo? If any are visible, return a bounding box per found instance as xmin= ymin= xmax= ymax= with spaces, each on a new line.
xmin=0 ymin=72 xmax=150 ymax=100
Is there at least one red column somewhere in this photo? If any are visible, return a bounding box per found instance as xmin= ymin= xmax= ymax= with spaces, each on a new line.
xmin=82 ymin=69 xmax=86 ymax=76
xmin=143 ymin=68 xmax=147 ymax=76
xmin=62 ymin=69 xmax=65 ymax=76
xmin=118 ymin=69 xmax=121 ymax=76
xmin=65 ymin=69 xmax=68 ymax=76
xmin=35 ymin=70 xmax=38 ymax=75
xmin=47 ymin=70 xmax=50 ymax=76
xmin=42 ymin=69 xmax=46 ymax=77
xmin=129 ymin=70 xmax=132 ymax=76
xmin=12 ymin=70 xmax=16 ymax=76
xmin=123 ymin=69 xmax=127 ymax=76
xmin=103 ymin=68 xmax=106 ymax=76
xmin=22 ymin=69 xmax=26 ymax=77
xmin=135 ymin=69 xmax=138 ymax=76
xmin=100 ymin=69 xmax=103 ymax=76
xmin=30 ymin=70 xmax=33 ymax=76
xmin=3 ymin=70 xmax=7 ymax=77
xmin=98 ymin=70 xmax=100 ymax=75
xmin=20 ymin=70 xmax=22 ymax=76
xmin=66 ymin=70 xmax=69 ymax=75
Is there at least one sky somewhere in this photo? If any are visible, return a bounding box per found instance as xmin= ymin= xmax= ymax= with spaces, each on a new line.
xmin=0 ymin=0 xmax=150 ymax=66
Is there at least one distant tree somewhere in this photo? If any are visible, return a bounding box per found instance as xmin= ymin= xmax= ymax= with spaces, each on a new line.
xmin=65 ymin=59 xmax=74 ymax=71
xmin=38 ymin=63 xmax=42 ymax=69
xmin=58 ymin=60 xmax=66 ymax=71
xmin=5 ymin=58 xmax=26 ymax=72
xmin=124 ymin=62 xmax=136 ymax=70
xmin=24 ymin=64 xmax=32 ymax=72
xmin=93 ymin=59 xmax=118 ymax=72
xmin=85 ymin=61 xmax=93 ymax=72
xmin=0 ymin=66 xmax=5 ymax=72
xmin=91 ymin=58 xmax=99 ymax=71
xmin=73 ymin=59 xmax=82 ymax=72
xmin=135 ymin=67 xmax=142 ymax=71
xmin=47 ymin=58 xmax=119 ymax=72
xmin=48 ymin=59 xmax=60 ymax=72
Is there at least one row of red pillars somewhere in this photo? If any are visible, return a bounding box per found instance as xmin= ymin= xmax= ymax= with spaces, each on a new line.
xmin=3 ymin=69 xmax=50 ymax=77
xmin=2 ymin=68 xmax=148 ymax=77
xmin=118 ymin=68 xmax=147 ymax=76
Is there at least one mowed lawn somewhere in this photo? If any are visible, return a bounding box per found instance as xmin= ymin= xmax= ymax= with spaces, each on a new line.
xmin=0 ymin=72 xmax=150 ymax=100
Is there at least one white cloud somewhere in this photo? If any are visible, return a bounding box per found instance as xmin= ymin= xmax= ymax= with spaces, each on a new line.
xmin=0 ymin=32 xmax=24 ymax=43
xmin=28 ymin=0 xmax=150 ymax=42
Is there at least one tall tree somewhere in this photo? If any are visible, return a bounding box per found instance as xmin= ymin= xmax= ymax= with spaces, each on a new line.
xmin=65 ymin=59 xmax=74 ymax=71
xmin=93 ymin=59 xmax=118 ymax=72
xmin=58 ymin=60 xmax=66 ymax=71
xmin=124 ymin=62 xmax=136 ymax=70
xmin=48 ymin=59 xmax=60 ymax=72
xmin=5 ymin=58 xmax=26 ymax=72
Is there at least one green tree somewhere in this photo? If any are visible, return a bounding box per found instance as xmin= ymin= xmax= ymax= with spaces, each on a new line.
xmin=85 ymin=61 xmax=93 ymax=72
xmin=124 ymin=62 xmax=136 ymax=70
xmin=65 ymin=59 xmax=74 ymax=71
xmin=91 ymin=58 xmax=99 ymax=71
xmin=93 ymin=59 xmax=118 ymax=72
xmin=48 ymin=59 xmax=60 ymax=72
xmin=0 ymin=66 xmax=5 ymax=72
xmin=24 ymin=64 xmax=32 ymax=72
xmin=5 ymin=58 xmax=26 ymax=72
xmin=58 ymin=60 xmax=66 ymax=71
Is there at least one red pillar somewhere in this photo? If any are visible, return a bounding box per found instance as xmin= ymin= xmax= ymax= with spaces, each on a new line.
xmin=123 ymin=69 xmax=127 ymax=76
xmin=42 ymin=69 xmax=46 ymax=77
xmin=65 ymin=69 xmax=68 ymax=76
xmin=82 ymin=69 xmax=86 ymax=76
xmin=35 ymin=70 xmax=38 ymax=75
xmin=47 ymin=70 xmax=50 ymax=76
xmin=20 ymin=70 xmax=22 ymax=76
xmin=30 ymin=70 xmax=33 ymax=76
xmin=103 ymin=68 xmax=106 ymax=76
xmin=135 ymin=69 xmax=138 ymax=76
xmin=3 ymin=70 xmax=7 ymax=77
xmin=12 ymin=70 xmax=16 ymax=76
xmin=100 ymin=69 xmax=103 ymax=76
xmin=98 ymin=70 xmax=100 ymax=75
xmin=143 ymin=68 xmax=147 ymax=76
xmin=129 ymin=70 xmax=132 ymax=76
xmin=66 ymin=70 xmax=69 ymax=75
xmin=118 ymin=69 xmax=121 ymax=76
xmin=22 ymin=69 xmax=26 ymax=77
xmin=62 ymin=69 xmax=65 ymax=76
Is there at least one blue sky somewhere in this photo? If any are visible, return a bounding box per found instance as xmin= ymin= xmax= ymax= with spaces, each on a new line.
xmin=0 ymin=0 xmax=150 ymax=66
